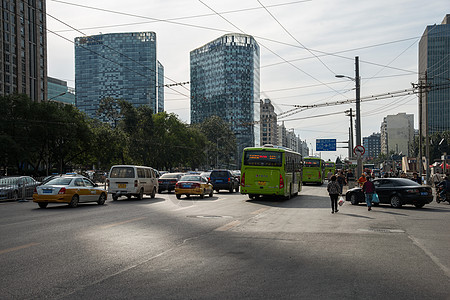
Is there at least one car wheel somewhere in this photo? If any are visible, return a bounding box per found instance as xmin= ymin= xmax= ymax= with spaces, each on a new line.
xmin=235 ymin=186 xmax=239 ymax=193
xmin=390 ymin=195 xmax=402 ymax=208
xmin=350 ymin=193 xmax=359 ymax=205
xmin=229 ymin=186 xmax=233 ymax=193
xmin=200 ymin=190 xmax=205 ymax=199
xmin=38 ymin=203 xmax=48 ymax=208
xmin=414 ymin=203 xmax=425 ymax=208
xmin=215 ymin=189 xmax=219 ymax=193
xmin=137 ymin=188 xmax=144 ymax=200
xmin=186 ymin=194 xmax=190 ymax=198
xmin=151 ymin=188 xmax=156 ymax=199
xmin=97 ymin=193 xmax=106 ymax=205
xmin=13 ymin=191 xmax=18 ymax=201
xmin=112 ymin=194 xmax=118 ymax=201
xmin=176 ymin=194 xmax=181 ymax=199
xmin=209 ymin=189 xmax=213 ymax=197
xmin=158 ymin=189 xmax=162 ymax=194
xmin=69 ymin=195 xmax=79 ymax=208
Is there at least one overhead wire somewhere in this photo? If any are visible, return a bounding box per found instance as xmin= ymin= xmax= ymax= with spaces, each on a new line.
xmin=256 ymin=0 xmax=335 ymax=75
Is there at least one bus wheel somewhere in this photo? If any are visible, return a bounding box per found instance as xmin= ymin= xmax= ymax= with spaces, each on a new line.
xmin=248 ymin=194 xmax=256 ymax=200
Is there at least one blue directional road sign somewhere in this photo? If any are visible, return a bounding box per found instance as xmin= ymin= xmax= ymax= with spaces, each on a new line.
xmin=316 ymin=139 xmax=337 ymax=151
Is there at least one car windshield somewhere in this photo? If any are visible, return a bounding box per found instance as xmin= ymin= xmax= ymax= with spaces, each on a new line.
xmin=393 ymin=179 xmax=421 ymax=186
xmin=45 ymin=178 xmax=73 ymax=186
xmin=180 ymin=175 xmax=201 ymax=182
xmin=161 ymin=174 xmax=181 ymax=179
xmin=110 ymin=167 xmax=135 ymax=178
xmin=211 ymin=171 xmax=229 ymax=177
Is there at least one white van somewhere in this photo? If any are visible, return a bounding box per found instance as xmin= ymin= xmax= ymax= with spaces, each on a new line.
xmin=107 ymin=165 xmax=159 ymax=200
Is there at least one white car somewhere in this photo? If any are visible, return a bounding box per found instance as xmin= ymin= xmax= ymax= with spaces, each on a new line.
xmin=107 ymin=165 xmax=158 ymax=201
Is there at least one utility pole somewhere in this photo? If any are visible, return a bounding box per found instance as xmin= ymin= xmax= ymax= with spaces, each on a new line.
xmin=355 ymin=57 xmax=362 ymax=179
xmin=345 ymin=108 xmax=354 ymax=159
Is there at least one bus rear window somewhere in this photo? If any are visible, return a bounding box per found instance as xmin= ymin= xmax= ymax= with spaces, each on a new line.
xmin=304 ymin=159 xmax=320 ymax=167
xmin=110 ymin=167 xmax=135 ymax=178
xmin=243 ymin=151 xmax=282 ymax=167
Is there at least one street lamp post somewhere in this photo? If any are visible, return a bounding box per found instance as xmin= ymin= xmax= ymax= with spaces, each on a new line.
xmin=336 ymin=56 xmax=362 ymax=178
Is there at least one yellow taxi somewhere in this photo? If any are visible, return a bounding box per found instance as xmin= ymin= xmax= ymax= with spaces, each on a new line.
xmin=175 ymin=175 xmax=213 ymax=199
xmin=33 ymin=174 xmax=107 ymax=208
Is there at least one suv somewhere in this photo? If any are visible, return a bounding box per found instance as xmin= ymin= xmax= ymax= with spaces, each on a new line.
xmin=209 ymin=170 xmax=240 ymax=193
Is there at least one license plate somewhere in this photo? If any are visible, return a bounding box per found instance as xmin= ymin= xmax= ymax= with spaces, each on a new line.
xmin=43 ymin=189 xmax=52 ymax=194
xmin=258 ymin=181 xmax=266 ymax=186
xmin=216 ymin=180 xmax=223 ymax=183
xmin=421 ymin=192 xmax=428 ymax=195
xmin=183 ymin=184 xmax=192 ymax=188
xmin=118 ymin=184 xmax=126 ymax=188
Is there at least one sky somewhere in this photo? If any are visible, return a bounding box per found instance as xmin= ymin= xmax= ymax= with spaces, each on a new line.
xmin=45 ymin=0 xmax=448 ymax=161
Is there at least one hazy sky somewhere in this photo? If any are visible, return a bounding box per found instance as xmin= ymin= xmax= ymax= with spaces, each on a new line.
xmin=46 ymin=0 xmax=448 ymax=161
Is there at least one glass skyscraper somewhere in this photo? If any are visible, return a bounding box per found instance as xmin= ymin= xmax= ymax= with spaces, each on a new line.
xmin=75 ymin=32 xmax=164 ymax=119
xmin=190 ymin=33 xmax=260 ymax=160
xmin=419 ymin=14 xmax=450 ymax=134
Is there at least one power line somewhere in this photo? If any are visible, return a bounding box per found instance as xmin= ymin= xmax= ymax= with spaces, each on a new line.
xmin=257 ymin=0 xmax=335 ymax=75
xmin=53 ymin=0 xmax=313 ymax=33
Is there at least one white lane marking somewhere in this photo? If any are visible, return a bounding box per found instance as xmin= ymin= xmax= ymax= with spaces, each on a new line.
xmin=408 ymin=235 xmax=450 ymax=279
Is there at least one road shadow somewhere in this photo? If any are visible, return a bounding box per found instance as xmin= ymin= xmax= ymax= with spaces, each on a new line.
xmin=108 ymin=196 xmax=165 ymax=205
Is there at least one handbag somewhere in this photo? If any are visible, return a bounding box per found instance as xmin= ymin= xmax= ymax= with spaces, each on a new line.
xmin=372 ymin=193 xmax=379 ymax=204
xmin=338 ymin=196 xmax=345 ymax=206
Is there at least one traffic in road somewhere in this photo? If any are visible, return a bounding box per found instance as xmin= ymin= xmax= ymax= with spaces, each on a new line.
xmin=1 ymin=184 xmax=449 ymax=299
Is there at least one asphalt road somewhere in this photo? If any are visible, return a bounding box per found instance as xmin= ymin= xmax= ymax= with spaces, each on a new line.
xmin=1 ymin=184 xmax=449 ymax=299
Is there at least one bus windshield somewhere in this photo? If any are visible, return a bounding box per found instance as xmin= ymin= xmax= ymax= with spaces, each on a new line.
xmin=243 ymin=150 xmax=282 ymax=167
xmin=325 ymin=162 xmax=335 ymax=168
xmin=304 ymin=159 xmax=321 ymax=167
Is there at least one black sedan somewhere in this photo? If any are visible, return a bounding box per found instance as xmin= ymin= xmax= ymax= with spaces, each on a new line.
xmin=158 ymin=173 xmax=184 ymax=193
xmin=345 ymin=178 xmax=433 ymax=208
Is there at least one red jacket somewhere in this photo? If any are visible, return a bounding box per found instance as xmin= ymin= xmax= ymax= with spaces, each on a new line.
xmin=363 ymin=181 xmax=375 ymax=194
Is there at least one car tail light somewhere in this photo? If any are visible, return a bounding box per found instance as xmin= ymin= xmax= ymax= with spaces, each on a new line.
xmin=279 ymin=174 xmax=284 ymax=189
xmin=241 ymin=173 xmax=245 ymax=187
xmin=134 ymin=180 xmax=138 ymax=187
xmin=158 ymin=180 xmax=162 ymax=184
xmin=58 ymin=187 xmax=66 ymax=194
xmin=33 ymin=187 xmax=37 ymax=194
xmin=228 ymin=177 xmax=231 ymax=182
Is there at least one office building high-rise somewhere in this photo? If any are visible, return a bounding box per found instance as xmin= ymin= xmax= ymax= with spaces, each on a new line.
xmin=419 ymin=14 xmax=450 ymax=134
xmin=260 ymin=99 xmax=278 ymax=145
xmin=1 ymin=0 xmax=47 ymax=101
xmin=75 ymin=32 xmax=163 ymax=119
xmin=380 ymin=113 xmax=414 ymax=156
xmin=48 ymin=77 xmax=75 ymax=105
xmin=190 ymin=33 xmax=260 ymax=161
xmin=363 ymin=133 xmax=381 ymax=160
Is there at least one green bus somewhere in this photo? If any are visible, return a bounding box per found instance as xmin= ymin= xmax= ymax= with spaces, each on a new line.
xmin=240 ymin=145 xmax=303 ymax=199
xmin=302 ymin=157 xmax=325 ymax=185
xmin=324 ymin=161 xmax=336 ymax=177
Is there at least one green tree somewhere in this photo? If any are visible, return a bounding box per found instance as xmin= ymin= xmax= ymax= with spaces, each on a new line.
xmin=198 ymin=116 xmax=236 ymax=169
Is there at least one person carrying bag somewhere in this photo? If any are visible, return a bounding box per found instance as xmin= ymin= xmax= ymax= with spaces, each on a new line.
xmin=362 ymin=176 xmax=375 ymax=211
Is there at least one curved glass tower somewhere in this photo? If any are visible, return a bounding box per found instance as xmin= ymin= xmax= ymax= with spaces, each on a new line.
xmin=190 ymin=33 xmax=260 ymax=163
